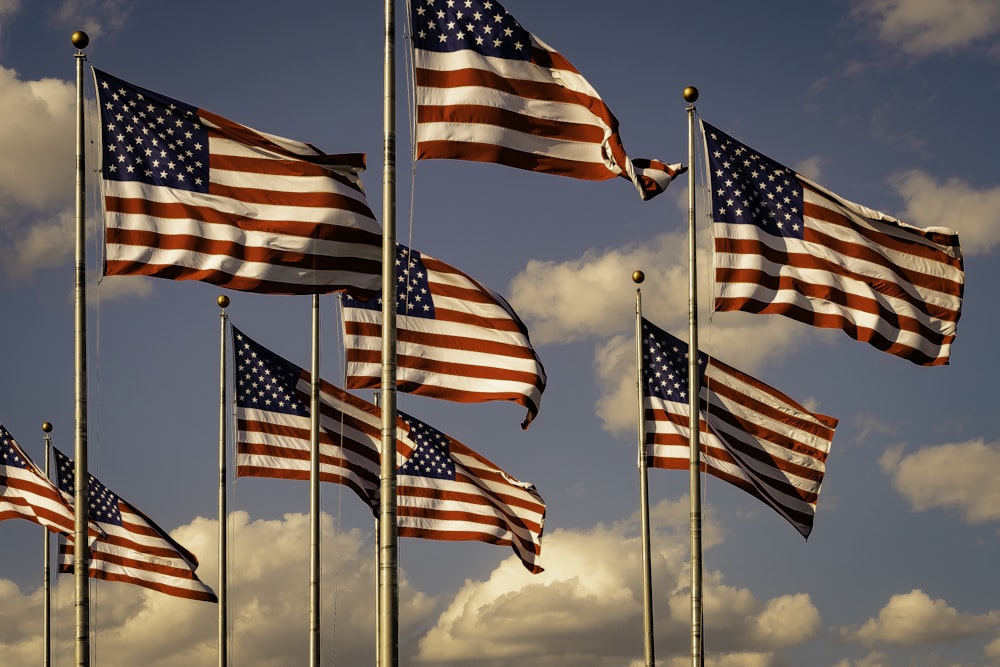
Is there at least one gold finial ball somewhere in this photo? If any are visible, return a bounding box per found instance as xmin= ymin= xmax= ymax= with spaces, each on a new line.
xmin=682 ymin=86 xmax=699 ymax=103
xmin=632 ymin=270 xmax=645 ymax=284
xmin=42 ymin=422 xmax=53 ymax=433
xmin=71 ymin=31 xmax=89 ymax=49
xmin=217 ymin=295 xmax=230 ymax=308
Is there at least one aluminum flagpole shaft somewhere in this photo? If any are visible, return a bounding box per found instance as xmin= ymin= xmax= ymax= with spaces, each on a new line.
xmin=379 ymin=0 xmax=400 ymax=664
xmin=217 ymin=296 xmax=230 ymax=667
xmin=310 ymin=294 xmax=322 ymax=666
xmin=634 ymin=272 xmax=655 ymax=667
xmin=71 ymin=30 xmax=91 ymax=667
xmin=42 ymin=422 xmax=53 ymax=667
xmin=683 ymin=85 xmax=704 ymax=667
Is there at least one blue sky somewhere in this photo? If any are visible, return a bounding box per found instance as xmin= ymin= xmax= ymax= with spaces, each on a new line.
xmin=2 ymin=1 xmax=1000 ymax=666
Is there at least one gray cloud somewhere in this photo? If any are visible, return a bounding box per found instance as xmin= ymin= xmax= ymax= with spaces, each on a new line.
xmin=854 ymin=0 xmax=1000 ymax=56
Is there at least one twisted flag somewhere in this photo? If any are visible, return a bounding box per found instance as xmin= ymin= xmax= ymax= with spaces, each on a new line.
xmin=397 ymin=411 xmax=545 ymax=573
xmin=95 ymin=69 xmax=382 ymax=296
xmin=341 ymin=243 xmax=546 ymax=429
xmin=233 ymin=327 xmax=412 ymax=509
xmin=55 ymin=448 xmax=217 ymax=602
xmin=641 ymin=319 xmax=837 ymax=538
xmin=704 ymin=121 xmax=964 ymax=365
xmin=411 ymin=0 xmax=683 ymax=200
xmin=1 ymin=423 xmax=77 ymax=535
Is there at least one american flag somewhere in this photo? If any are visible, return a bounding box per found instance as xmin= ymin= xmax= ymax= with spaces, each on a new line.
xmin=704 ymin=121 xmax=965 ymax=366
xmin=54 ymin=448 xmax=217 ymax=602
xmin=233 ymin=327 xmax=412 ymax=509
xmin=397 ymin=411 xmax=545 ymax=573
xmin=641 ymin=318 xmax=837 ymax=539
xmin=341 ymin=243 xmax=546 ymax=429
xmin=0 ymin=424 xmax=78 ymax=536
xmin=411 ymin=0 xmax=683 ymax=200
xmin=95 ymin=69 xmax=383 ymax=296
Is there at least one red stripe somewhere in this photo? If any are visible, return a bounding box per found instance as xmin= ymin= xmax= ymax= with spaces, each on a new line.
xmin=416 ymin=139 xmax=615 ymax=180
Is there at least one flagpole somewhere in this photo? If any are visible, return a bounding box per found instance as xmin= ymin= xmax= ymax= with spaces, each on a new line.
xmin=633 ymin=271 xmax=655 ymax=667
xmin=683 ymin=85 xmax=704 ymax=667
xmin=217 ymin=295 xmax=230 ymax=667
xmin=310 ymin=294 xmax=321 ymax=666
xmin=71 ymin=30 xmax=91 ymax=667
xmin=42 ymin=421 xmax=53 ymax=667
xmin=379 ymin=0 xmax=400 ymax=664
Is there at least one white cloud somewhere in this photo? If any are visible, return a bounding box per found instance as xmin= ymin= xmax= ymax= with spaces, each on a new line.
xmin=0 ymin=66 xmax=77 ymax=284
xmin=879 ymin=438 xmax=1000 ymax=522
xmin=890 ymin=169 xmax=1000 ymax=255
xmin=0 ymin=501 xmax=824 ymax=667
xmin=0 ymin=67 xmax=75 ymax=213
xmin=415 ymin=499 xmax=818 ymax=665
xmin=1 ymin=511 xmax=436 ymax=667
xmin=508 ymin=231 xmax=695 ymax=346
xmin=840 ymin=588 xmax=1000 ymax=647
xmin=854 ymin=0 xmax=1000 ymax=56
xmin=986 ymin=633 xmax=1000 ymax=658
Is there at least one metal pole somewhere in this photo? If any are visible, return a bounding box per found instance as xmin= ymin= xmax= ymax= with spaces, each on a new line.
xmin=71 ymin=30 xmax=91 ymax=667
xmin=42 ymin=422 xmax=53 ymax=667
xmin=217 ymin=296 xmax=230 ymax=667
xmin=310 ymin=294 xmax=321 ymax=666
xmin=378 ymin=0 xmax=399 ymax=664
xmin=633 ymin=272 xmax=655 ymax=667
xmin=683 ymin=86 xmax=703 ymax=667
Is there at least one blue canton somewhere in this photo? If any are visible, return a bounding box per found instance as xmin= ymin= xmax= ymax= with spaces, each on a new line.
xmin=54 ymin=449 xmax=123 ymax=527
xmin=233 ymin=328 xmax=309 ymax=416
xmin=704 ymin=122 xmax=805 ymax=240
xmin=641 ymin=321 xmax=706 ymax=405
xmin=95 ymin=69 xmax=210 ymax=193
xmin=0 ymin=426 xmax=30 ymax=470
xmin=342 ymin=244 xmax=436 ymax=319
xmin=398 ymin=414 xmax=456 ymax=480
xmin=411 ymin=0 xmax=531 ymax=60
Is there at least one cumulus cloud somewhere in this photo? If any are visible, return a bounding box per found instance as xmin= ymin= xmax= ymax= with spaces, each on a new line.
xmin=415 ymin=498 xmax=818 ymax=665
xmin=0 ymin=66 xmax=77 ymax=284
xmin=854 ymin=0 xmax=1000 ymax=56
xmin=508 ymin=231 xmax=696 ymax=346
xmin=1 ymin=511 xmax=436 ymax=667
xmin=840 ymin=589 xmax=1000 ymax=647
xmin=986 ymin=634 xmax=1000 ymax=658
xmin=0 ymin=502 xmax=824 ymax=667
xmin=890 ymin=169 xmax=1000 ymax=255
xmin=879 ymin=439 xmax=1000 ymax=522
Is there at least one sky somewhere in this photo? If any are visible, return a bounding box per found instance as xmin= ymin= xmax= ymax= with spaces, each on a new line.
xmin=1 ymin=1 xmax=1000 ymax=666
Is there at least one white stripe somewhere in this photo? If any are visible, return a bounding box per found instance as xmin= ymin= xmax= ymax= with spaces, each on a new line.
xmin=104 ymin=180 xmax=379 ymax=229
xmin=417 ymin=46 xmax=600 ymax=99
